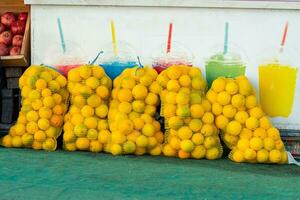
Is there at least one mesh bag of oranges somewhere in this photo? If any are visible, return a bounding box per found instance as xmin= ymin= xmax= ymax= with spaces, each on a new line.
xmin=107 ymin=66 xmax=164 ymax=156
xmin=1 ymin=65 xmax=69 ymax=151
xmin=157 ymin=65 xmax=223 ymax=160
xmin=207 ymin=76 xmax=287 ymax=164
xmin=62 ymin=65 xmax=112 ymax=152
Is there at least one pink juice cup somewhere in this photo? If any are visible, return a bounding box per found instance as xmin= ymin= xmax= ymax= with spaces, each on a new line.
xmin=42 ymin=42 xmax=86 ymax=76
xmin=152 ymin=55 xmax=193 ymax=73
xmin=152 ymin=42 xmax=194 ymax=73
xmin=56 ymin=64 xmax=82 ymax=77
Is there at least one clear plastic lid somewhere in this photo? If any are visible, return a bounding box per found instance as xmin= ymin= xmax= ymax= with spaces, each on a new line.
xmin=99 ymin=41 xmax=138 ymax=65
xmin=152 ymin=41 xmax=194 ymax=66
xmin=205 ymin=43 xmax=247 ymax=65
xmin=42 ymin=41 xmax=87 ymax=66
xmin=207 ymin=52 xmax=244 ymax=65
xmin=259 ymin=45 xmax=299 ymax=67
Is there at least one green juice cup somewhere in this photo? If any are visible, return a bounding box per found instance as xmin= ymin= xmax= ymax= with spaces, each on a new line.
xmin=205 ymin=52 xmax=246 ymax=87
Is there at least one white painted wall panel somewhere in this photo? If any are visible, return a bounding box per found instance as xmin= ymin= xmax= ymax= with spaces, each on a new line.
xmin=30 ymin=4 xmax=300 ymax=129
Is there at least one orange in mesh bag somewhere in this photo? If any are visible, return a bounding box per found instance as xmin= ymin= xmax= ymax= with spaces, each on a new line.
xmin=62 ymin=65 xmax=112 ymax=152
xmin=206 ymin=76 xmax=288 ymax=164
xmin=1 ymin=65 xmax=69 ymax=151
xmin=157 ymin=65 xmax=223 ymax=159
xmin=107 ymin=67 xmax=163 ymax=156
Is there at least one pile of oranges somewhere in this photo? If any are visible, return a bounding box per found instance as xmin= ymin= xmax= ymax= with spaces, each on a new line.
xmin=157 ymin=65 xmax=223 ymax=160
xmin=206 ymin=76 xmax=287 ymax=164
xmin=0 ymin=65 xmax=288 ymax=165
xmin=63 ymin=65 xmax=112 ymax=152
xmin=107 ymin=67 xmax=163 ymax=155
xmin=2 ymin=66 xmax=68 ymax=151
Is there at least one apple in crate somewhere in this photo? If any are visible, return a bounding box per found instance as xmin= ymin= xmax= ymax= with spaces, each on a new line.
xmin=1 ymin=12 xmax=16 ymax=27
xmin=11 ymin=20 xmax=26 ymax=35
xmin=9 ymin=46 xmax=20 ymax=55
xmin=0 ymin=23 xmax=5 ymax=33
xmin=12 ymin=35 xmax=23 ymax=47
xmin=18 ymin=12 xmax=28 ymax=21
xmin=0 ymin=31 xmax=12 ymax=45
xmin=0 ymin=43 xmax=9 ymax=56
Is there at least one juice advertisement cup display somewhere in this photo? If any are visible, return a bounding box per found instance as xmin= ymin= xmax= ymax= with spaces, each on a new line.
xmin=205 ymin=52 xmax=246 ymax=87
xmin=259 ymin=61 xmax=298 ymax=118
xmin=99 ymin=41 xmax=139 ymax=80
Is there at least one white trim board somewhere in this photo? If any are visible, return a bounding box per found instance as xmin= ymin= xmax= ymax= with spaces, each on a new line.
xmin=25 ymin=0 xmax=300 ymax=10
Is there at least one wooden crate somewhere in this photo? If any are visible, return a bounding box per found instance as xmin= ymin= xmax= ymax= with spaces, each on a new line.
xmin=0 ymin=0 xmax=30 ymax=67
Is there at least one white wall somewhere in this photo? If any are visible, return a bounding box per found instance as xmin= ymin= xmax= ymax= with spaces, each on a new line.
xmin=31 ymin=5 xmax=300 ymax=129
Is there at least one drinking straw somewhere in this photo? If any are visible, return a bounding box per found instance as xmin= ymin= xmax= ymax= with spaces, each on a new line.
xmin=166 ymin=22 xmax=173 ymax=53
xmin=57 ymin=18 xmax=66 ymax=54
xmin=280 ymin=21 xmax=289 ymax=53
xmin=223 ymin=22 xmax=229 ymax=54
xmin=89 ymin=51 xmax=104 ymax=65
xmin=111 ymin=20 xmax=118 ymax=56
xmin=137 ymin=56 xmax=143 ymax=68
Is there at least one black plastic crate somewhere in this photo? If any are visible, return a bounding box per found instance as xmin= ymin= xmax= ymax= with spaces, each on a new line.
xmin=6 ymin=78 xmax=19 ymax=89
xmin=13 ymin=89 xmax=21 ymax=115
xmin=0 ymin=68 xmax=5 ymax=89
xmin=1 ymin=88 xmax=13 ymax=98
xmin=280 ymin=129 xmax=300 ymax=137
xmin=0 ymin=123 xmax=13 ymax=133
xmin=16 ymin=89 xmax=21 ymax=111
xmin=0 ymin=89 xmax=20 ymax=133
xmin=1 ymin=89 xmax=15 ymax=124
xmin=4 ymin=68 xmax=23 ymax=78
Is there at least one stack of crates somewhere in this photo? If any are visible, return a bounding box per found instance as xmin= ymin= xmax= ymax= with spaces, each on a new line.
xmin=281 ymin=129 xmax=300 ymax=160
xmin=0 ymin=68 xmax=23 ymax=135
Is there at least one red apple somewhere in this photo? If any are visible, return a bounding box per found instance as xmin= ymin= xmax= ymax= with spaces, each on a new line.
xmin=9 ymin=46 xmax=20 ymax=55
xmin=18 ymin=12 xmax=28 ymax=21
xmin=0 ymin=31 xmax=12 ymax=45
xmin=0 ymin=43 xmax=9 ymax=56
xmin=12 ymin=35 xmax=23 ymax=47
xmin=0 ymin=23 xmax=5 ymax=33
xmin=1 ymin=12 xmax=16 ymax=27
xmin=11 ymin=20 xmax=26 ymax=35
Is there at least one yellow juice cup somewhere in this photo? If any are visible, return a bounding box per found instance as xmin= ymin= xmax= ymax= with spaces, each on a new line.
xmin=259 ymin=62 xmax=298 ymax=117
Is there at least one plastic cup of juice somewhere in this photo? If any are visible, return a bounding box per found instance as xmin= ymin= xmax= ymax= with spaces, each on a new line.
xmin=205 ymin=52 xmax=246 ymax=87
xmin=42 ymin=41 xmax=86 ymax=76
xmin=54 ymin=57 xmax=85 ymax=77
xmin=258 ymin=46 xmax=299 ymax=118
xmin=259 ymin=60 xmax=298 ymax=118
xmin=99 ymin=41 xmax=139 ymax=80
xmin=152 ymin=42 xmax=194 ymax=73
xmin=152 ymin=54 xmax=193 ymax=73
xmin=100 ymin=60 xmax=139 ymax=80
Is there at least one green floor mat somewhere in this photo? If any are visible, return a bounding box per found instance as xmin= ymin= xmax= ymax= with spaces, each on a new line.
xmin=0 ymin=148 xmax=299 ymax=200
